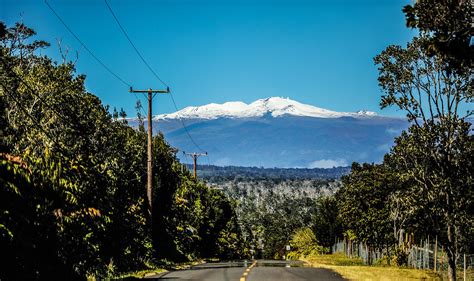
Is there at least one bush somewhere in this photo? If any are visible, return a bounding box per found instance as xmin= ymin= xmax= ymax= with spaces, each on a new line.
xmin=393 ymin=247 xmax=408 ymax=266
xmin=287 ymin=228 xmax=325 ymax=259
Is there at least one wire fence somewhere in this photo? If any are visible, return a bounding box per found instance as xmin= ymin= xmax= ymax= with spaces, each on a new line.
xmin=332 ymin=238 xmax=474 ymax=280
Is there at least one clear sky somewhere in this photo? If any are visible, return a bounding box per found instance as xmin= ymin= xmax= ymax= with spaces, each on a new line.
xmin=2 ymin=0 xmax=415 ymax=117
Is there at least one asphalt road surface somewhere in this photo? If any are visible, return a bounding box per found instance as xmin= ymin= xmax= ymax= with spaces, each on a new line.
xmin=146 ymin=260 xmax=346 ymax=281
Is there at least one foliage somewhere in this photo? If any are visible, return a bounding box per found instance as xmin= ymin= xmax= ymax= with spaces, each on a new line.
xmin=0 ymin=21 xmax=243 ymax=280
xmin=211 ymin=176 xmax=342 ymax=259
xmin=198 ymin=164 xmax=350 ymax=181
xmin=393 ymin=246 xmax=408 ymax=267
xmin=0 ymin=154 xmax=80 ymax=280
xmin=402 ymin=0 xmax=472 ymax=71
xmin=287 ymin=228 xmax=325 ymax=260
xmin=337 ymin=163 xmax=397 ymax=250
xmin=152 ymin=143 xmax=245 ymax=262
xmin=312 ymin=195 xmax=341 ymax=251
xmin=372 ymin=1 xmax=473 ymax=279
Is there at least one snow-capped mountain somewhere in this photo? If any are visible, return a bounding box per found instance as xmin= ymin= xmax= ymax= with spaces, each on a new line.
xmin=128 ymin=97 xmax=408 ymax=168
xmin=156 ymin=97 xmax=377 ymax=120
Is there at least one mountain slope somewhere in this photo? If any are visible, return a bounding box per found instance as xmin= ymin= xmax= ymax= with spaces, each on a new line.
xmin=157 ymin=97 xmax=377 ymax=120
xmin=128 ymin=97 xmax=408 ymax=168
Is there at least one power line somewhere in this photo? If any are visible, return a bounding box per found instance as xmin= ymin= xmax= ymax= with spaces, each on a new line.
xmin=103 ymin=0 xmax=207 ymax=154
xmin=44 ymin=0 xmax=131 ymax=88
xmin=104 ymin=0 xmax=168 ymax=88
xmin=205 ymin=154 xmax=212 ymax=166
xmin=168 ymin=90 xmax=207 ymax=153
xmin=45 ymin=0 xmax=146 ymax=121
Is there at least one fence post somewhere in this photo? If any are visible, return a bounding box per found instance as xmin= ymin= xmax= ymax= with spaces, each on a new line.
xmin=464 ymin=254 xmax=466 ymax=281
xmin=427 ymin=237 xmax=430 ymax=270
xmin=365 ymin=243 xmax=368 ymax=265
xmin=349 ymin=239 xmax=352 ymax=257
xmin=423 ymin=240 xmax=426 ymax=269
xmin=426 ymin=240 xmax=428 ymax=269
xmin=420 ymin=239 xmax=423 ymax=269
xmin=434 ymin=236 xmax=438 ymax=272
xmin=440 ymin=246 xmax=444 ymax=274
xmin=418 ymin=246 xmax=422 ymax=269
xmin=426 ymin=239 xmax=429 ymax=269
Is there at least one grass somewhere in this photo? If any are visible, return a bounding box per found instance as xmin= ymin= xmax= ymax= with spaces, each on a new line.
xmin=113 ymin=268 xmax=167 ymax=279
xmin=304 ymin=253 xmax=441 ymax=281
xmin=111 ymin=259 xmax=207 ymax=280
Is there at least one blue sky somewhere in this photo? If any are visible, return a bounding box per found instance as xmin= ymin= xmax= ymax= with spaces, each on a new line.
xmin=2 ymin=0 xmax=415 ymax=117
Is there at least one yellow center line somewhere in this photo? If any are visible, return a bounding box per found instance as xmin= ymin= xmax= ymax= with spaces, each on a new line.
xmin=239 ymin=260 xmax=257 ymax=281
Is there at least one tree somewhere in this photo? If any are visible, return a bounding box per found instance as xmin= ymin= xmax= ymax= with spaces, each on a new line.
xmin=312 ymin=195 xmax=342 ymax=252
xmin=1 ymin=21 xmax=157 ymax=278
xmin=287 ymin=228 xmax=324 ymax=259
xmin=384 ymin=122 xmax=473 ymax=274
xmin=151 ymin=133 xmax=244 ymax=261
xmin=1 ymin=21 xmax=245 ymax=279
xmin=0 ymin=153 xmax=82 ymax=280
xmin=337 ymin=163 xmax=397 ymax=262
xmin=402 ymin=0 xmax=472 ymax=71
xmin=374 ymin=1 xmax=472 ymax=278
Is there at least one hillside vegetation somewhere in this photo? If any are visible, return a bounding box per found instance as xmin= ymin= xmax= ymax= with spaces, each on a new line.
xmin=0 ymin=22 xmax=245 ymax=280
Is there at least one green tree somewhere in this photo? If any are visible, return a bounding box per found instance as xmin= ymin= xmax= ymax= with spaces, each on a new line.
xmin=0 ymin=20 xmax=246 ymax=280
xmin=0 ymin=153 xmax=81 ymax=280
xmin=1 ymin=21 xmax=245 ymax=279
xmin=337 ymin=163 xmax=396 ymax=262
xmin=287 ymin=227 xmax=324 ymax=259
xmin=312 ymin=195 xmax=341 ymax=252
xmin=152 ymin=134 xmax=244 ymax=261
xmin=402 ymin=0 xmax=472 ymax=71
xmin=374 ymin=0 xmax=472 ymax=278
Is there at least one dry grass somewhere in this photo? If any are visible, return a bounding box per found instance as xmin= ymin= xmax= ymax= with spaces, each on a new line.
xmin=304 ymin=254 xmax=441 ymax=281
xmin=111 ymin=268 xmax=167 ymax=279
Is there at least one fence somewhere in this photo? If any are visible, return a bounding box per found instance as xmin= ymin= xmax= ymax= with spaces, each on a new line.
xmin=332 ymin=238 xmax=474 ymax=280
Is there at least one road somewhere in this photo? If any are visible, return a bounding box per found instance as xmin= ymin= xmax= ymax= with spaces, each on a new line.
xmin=145 ymin=260 xmax=345 ymax=281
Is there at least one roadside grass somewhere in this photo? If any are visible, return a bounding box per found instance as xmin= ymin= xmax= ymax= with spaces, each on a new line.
xmin=111 ymin=259 xmax=208 ymax=280
xmin=304 ymin=253 xmax=441 ymax=281
xmin=112 ymin=268 xmax=167 ymax=280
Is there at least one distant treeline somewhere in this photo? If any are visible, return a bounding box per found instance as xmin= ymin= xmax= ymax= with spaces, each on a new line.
xmin=192 ymin=164 xmax=351 ymax=181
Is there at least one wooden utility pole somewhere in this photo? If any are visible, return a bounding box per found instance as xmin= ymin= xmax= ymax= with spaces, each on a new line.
xmin=129 ymin=87 xmax=169 ymax=223
xmin=184 ymin=151 xmax=207 ymax=179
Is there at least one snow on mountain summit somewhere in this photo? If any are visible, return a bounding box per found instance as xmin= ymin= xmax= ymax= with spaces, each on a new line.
xmin=156 ymin=97 xmax=377 ymax=120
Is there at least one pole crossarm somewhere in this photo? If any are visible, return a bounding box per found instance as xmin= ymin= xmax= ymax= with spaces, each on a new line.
xmin=183 ymin=151 xmax=208 ymax=179
xmin=129 ymin=86 xmax=170 ymax=94
xmin=184 ymin=152 xmax=208 ymax=157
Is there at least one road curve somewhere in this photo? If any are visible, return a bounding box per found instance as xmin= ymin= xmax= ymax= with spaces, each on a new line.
xmin=146 ymin=260 xmax=346 ymax=281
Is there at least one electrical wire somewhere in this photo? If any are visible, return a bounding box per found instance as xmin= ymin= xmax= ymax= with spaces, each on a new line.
xmin=103 ymin=0 xmax=207 ymax=154
xmin=205 ymin=154 xmax=212 ymax=167
xmin=104 ymin=0 xmax=168 ymax=88
xmin=183 ymin=152 xmax=190 ymax=165
xmin=45 ymin=0 xmax=131 ymax=88
xmin=168 ymin=89 xmax=207 ymax=153
xmin=45 ymin=0 xmax=147 ymax=121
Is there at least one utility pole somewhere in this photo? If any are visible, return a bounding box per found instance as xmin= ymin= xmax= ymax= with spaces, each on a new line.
xmin=130 ymin=86 xmax=169 ymax=224
xmin=184 ymin=151 xmax=207 ymax=179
